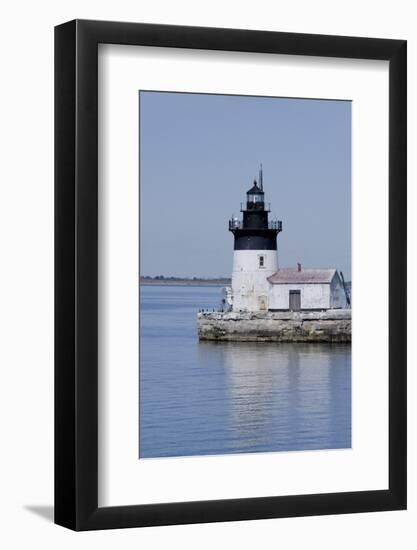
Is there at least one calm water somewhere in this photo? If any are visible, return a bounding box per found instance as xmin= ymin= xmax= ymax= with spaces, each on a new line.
xmin=140 ymin=285 xmax=351 ymax=458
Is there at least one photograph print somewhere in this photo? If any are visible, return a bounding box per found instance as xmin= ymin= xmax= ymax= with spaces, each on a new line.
xmin=139 ymin=91 xmax=351 ymax=459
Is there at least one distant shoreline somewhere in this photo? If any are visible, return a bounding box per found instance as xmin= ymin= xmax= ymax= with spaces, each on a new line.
xmin=140 ymin=278 xmax=230 ymax=287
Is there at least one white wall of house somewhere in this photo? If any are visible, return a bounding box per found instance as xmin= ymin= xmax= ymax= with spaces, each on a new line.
xmin=231 ymin=249 xmax=278 ymax=311
xmin=268 ymin=273 xmax=348 ymax=310
xmin=268 ymin=282 xmax=331 ymax=310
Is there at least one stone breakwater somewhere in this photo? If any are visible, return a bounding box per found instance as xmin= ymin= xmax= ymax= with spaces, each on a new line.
xmin=197 ymin=310 xmax=351 ymax=343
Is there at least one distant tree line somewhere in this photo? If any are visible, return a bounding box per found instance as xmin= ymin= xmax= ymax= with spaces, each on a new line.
xmin=140 ymin=275 xmax=231 ymax=282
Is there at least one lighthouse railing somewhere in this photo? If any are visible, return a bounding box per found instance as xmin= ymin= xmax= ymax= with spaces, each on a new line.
xmin=269 ymin=220 xmax=283 ymax=231
xmin=228 ymin=219 xmax=283 ymax=231
xmin=229 ymin=219 xmax=243 ymax=230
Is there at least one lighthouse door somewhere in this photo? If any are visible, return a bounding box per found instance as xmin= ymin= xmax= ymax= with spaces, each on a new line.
xmin=289 ymin=290 xmax=301 ymax=311
xmin=259 ymin=296 xmax=267 ymax=310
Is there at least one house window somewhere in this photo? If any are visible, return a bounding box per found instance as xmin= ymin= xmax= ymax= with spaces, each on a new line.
xmin=258 ymin=255 xmax=265 ymax=268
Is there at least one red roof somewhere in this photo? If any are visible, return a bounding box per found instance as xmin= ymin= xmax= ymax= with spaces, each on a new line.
xmin=267 ymin=268 xmax=337 ymax=284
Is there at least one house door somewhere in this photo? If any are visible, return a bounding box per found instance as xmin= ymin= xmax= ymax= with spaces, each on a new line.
xmin=289 ymin=290 xmax=301 ymax=311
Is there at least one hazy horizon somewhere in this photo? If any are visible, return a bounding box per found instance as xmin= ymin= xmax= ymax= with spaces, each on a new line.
xmin=140 ymin=92 xmax=351 ymax=280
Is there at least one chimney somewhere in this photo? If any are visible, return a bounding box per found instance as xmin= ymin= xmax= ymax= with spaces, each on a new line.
xmin=297 ymin=262 xmax=302 ymax=272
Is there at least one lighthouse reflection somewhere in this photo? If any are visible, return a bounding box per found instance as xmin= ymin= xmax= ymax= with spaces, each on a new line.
xmin=198 ymin=342 xmax=351 ymax=453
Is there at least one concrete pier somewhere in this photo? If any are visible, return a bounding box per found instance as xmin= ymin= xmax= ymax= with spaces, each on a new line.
xmin=197 ymin=309 xmax=351 ymax=343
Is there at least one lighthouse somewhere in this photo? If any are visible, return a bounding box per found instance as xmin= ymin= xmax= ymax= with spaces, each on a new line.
xmin=228 ymin=167 xmax=282 ymax=312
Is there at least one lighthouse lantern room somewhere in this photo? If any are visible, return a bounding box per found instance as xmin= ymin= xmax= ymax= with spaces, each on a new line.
xmin=228 ymin=167 xmax=282 ymax=312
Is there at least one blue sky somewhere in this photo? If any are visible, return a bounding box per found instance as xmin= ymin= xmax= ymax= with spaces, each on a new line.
xmin=140 ymin=92 xmax=351 ymax=280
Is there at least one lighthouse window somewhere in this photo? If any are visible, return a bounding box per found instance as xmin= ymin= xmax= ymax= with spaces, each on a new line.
xmin=259 ymin=255 xmax=265 ymax=268
xmin=250 ymin=193 xmax=264 ymax=203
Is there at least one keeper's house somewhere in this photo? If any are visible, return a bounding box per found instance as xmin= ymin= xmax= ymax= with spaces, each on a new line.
xmin=267 ymin=267 xmax=347 ymax=311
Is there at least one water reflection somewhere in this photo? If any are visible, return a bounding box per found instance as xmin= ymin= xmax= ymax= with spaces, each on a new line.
xmin=198 ymin=342 xmax=351 ymax=454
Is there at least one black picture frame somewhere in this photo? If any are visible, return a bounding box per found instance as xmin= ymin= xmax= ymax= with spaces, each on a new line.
xmin=55 ymin=19 xmax=407 ymax=531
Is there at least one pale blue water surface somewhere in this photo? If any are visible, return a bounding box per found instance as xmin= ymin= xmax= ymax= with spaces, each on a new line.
xmin=139 ymin=285 xmax=351 ymax=459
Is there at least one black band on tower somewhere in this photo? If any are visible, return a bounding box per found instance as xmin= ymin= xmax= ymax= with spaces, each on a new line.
xmin=233 ymin=231 xmax=278 ymax=250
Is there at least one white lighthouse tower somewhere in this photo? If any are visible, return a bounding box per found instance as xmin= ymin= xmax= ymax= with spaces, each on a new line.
xmin=228 ymin=167 xmax=282 ymax=312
